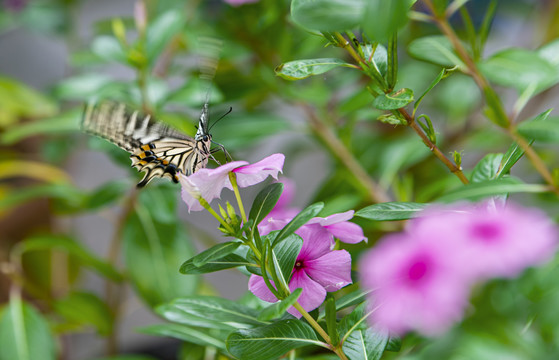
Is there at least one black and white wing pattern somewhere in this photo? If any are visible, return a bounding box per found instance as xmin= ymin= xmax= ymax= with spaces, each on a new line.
xmin=82 ymin=101 xmax=212 ymax=187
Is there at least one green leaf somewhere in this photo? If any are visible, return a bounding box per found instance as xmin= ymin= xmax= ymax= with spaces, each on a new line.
xmin=372 ymin=88 xmax=414 ymax=110
xmin=14 ymin=235 xmax=122 ymax=281
xmin=83 ymin=180 xmax=130 ymax=210
xmin=319 ymin=289 xmax=368 ymax=319
xmin=275 ymin=58 xmax=353 ymax=80
xmin=227 ymin=319 xmax=323 ymax=360
xmin=362 ymin=44 xmax=388 ymax=79
xmin=0 ymin=76 xmax=57 ymax=128
xmin=272 ymin=202 xmax=324 ymax=247
xmin=54 ymin=74 xmax=113 ymax=100
xmin=414 ymin=68 xmax=447 ymax=116
xmin=52 ymin=291 xmax=113 ymax=336
xmin=437 ymin=177 xmax=549 ymax=203
xmin=470 ymin=153 xmax=503 ymax=183
xmin=497 ymin=142 xmax=528 ymax=178
xmin=362 ymin=0 xmax=410 ymax=42
xmin=0 ymin=298 xmax=56 ymax=360
xmin=407 ymin=35 xmax=466 ymax=70
xmin=479 ymin=49 xmax=559 ymax=94
xmin=91 ymin=36 xmax=127 ymax=63
xmin=355 ymin=202 xmax=427 ymax=221
xmin=123 ymin=204 xmax=197 ymax=307
xmin=269 ymin=233 xmax=303 ymax=289
xmin=386 ymin=33 xmax=398 ymax=90
xmin=538 ymin=38 xmax=559 ymax=67
xmin=249 ymin=183 xmax=284 ymax=226
xmin=191 ymin=241 xmax=242 ymax=267
xmin=180 ymin=254 xmax=250 ymax=275
xmin=325 ymin=297 xmax=340 ymax=346
xmin=517 ymin=115 xmax=559 ymax=144
xmin=139 ymin=323 xmax=226 ymax=350
xmin=146 ymin=10 xmax=185 ymax=63
xmin=92 ymin=356 xmax=157 ymax=360
xmin=291 ymin=0 xmax=364 ymax=32
xmin=258 ymin=288 xmax=303 ymax=321
xmin=157 ymin=296 xmax=263 ymax=329
xmin=1 ymin=109 xmax=80 ymax=145
xmin=339 ymin=303 xmax=388 ymax=360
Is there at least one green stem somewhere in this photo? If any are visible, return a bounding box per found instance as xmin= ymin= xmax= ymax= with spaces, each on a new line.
xmin=198 ymin=197 xmax=235 ymax=233
xmin=229 ymin=172 xmax=248 ymax=223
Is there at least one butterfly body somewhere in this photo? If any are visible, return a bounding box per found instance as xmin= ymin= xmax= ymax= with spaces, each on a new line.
xmin=82 ymin=101 xmax=213 ymax=187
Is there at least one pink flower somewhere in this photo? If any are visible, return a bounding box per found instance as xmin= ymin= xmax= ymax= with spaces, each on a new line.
xmin=179 ymin=154 xmax=284 ymax=212
xmin=260 ymin=210 xmax=367 ymax=246
xmin=359 ymin=201 xmax=559 ymax=336
xmin=249 ymin=226 xmax=353 ymax=317
xmin=359 ymin=232 xmax=470 ymax=336
xmin=410 ymin=203 xmax=559 ymax=280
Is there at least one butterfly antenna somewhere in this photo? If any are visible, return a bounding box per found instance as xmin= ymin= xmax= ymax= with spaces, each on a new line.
xmin=209 ymin=107 xmax=232 ymax=131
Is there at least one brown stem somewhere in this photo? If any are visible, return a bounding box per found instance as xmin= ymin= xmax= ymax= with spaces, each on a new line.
xmin=105 ymin=189 xmax=138 ymax=355
xmin=304 ymin=105 xmax=391 ymax=203
xmin=399 ymin=108 xmax=470 ymax=184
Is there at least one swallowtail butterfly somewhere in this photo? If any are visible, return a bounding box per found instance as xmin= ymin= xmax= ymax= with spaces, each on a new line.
xmin=82 ymin=101 xmax=217 ymax=187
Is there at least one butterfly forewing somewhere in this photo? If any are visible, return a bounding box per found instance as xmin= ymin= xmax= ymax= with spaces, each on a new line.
xmin=82 ymin=101 xmax=212 ymax=187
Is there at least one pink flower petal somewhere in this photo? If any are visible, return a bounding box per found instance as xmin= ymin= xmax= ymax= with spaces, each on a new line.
xmin=308 ymin=210 xmax=354 ymax=226
xmin=248 ymin=274 xmax=278 ymax=303
xmin=287 ymin=270 xmax=327 ymax=318
xmin=325 ymin=221 xmax=367 ymax=244
xmin=360 ymin=232 xmax=470 ymax=336
xmin=179 ymin=161 xmax=247 ymax=212
xmin=233 ymin=153 xmax=284 ymax=188
xmin=305 ymin=250 xmax=353 ymax=291
xmin=296 ymin=224 xmax=334 ymax=260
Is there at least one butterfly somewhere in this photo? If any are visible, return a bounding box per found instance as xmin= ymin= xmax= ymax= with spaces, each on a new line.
xmin=82 ymin=100 xmax=224 ymax=187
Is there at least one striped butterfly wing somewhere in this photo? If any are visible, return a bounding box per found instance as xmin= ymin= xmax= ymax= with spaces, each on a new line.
xmin=82 ymin=101 xmax=211 ymax=187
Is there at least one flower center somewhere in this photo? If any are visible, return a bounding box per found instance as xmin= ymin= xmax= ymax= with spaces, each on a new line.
xmin=294 ymin=261 xmax=304 ymax=270
xmin=471 ymin=221 xmax=502 ymax=243
xmin=401 ymin=253 xmax=433 ymax=286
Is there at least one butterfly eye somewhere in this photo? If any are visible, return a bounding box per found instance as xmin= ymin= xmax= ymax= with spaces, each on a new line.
xmin=203 ymin=135 xmax=209 ymax=142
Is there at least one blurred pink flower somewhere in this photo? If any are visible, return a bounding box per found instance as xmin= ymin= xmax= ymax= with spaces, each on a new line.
xmin=249 ymin=226 xmax=352 ymax=318
xmin=223 ymin=0 xmax=259 ymax=6
xmin=410 ymin=203 xmax=559 ymax=280
xmin=359 ymin=232 xmax=470 ymax=336
xmin=359 ymin=201 xmax=559 ymax=336
xmin=179 ymin=154 xmax=284 ymax=211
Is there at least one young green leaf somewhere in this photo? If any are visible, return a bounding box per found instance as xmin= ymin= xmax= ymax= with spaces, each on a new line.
xmin=372 ymin=88 xmax=414 ymax=110
xmin=249 ymin=183 xmax=284 ymax=226
xmin=275 ymin=58 xmax=353 ymax=80
xmin=258 ymin=288 xmax=303 ymax=321
xmin=291 ymin=0 xmax=364 ymax=32
xmin=470 ymin=153 xmax=503 ymax=183
xmin=0 ymin=298 xmax=57 ymax=360
xmin=355 ymin=202 xmax=427 ymax=221
xmin=272 ymin=202 xmax=324 ymax=247
xmin=227 ymin=320 xmax=324 ymax=360
xmin=413 ymin=68 xmax=448 ymax=116
xmin=91 ymin=36 xmax=127 ymax=63
xmin=386 ymin=33 xmax=398 ymax=90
